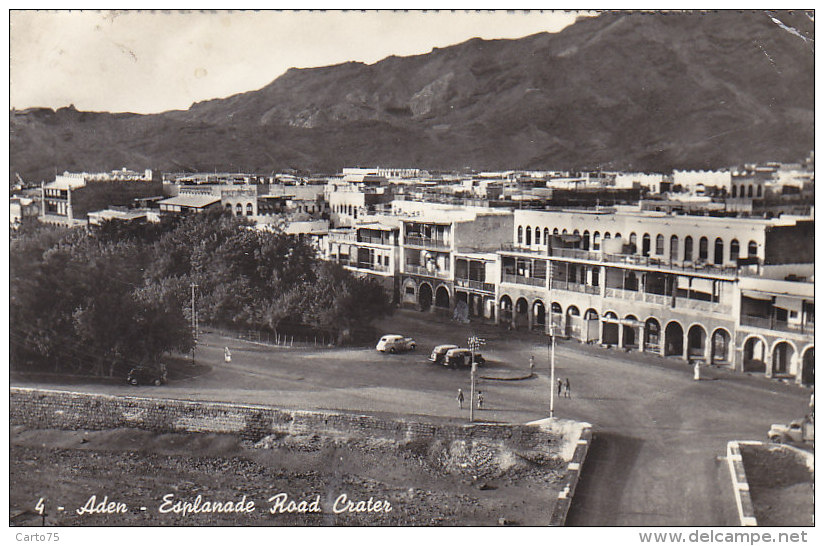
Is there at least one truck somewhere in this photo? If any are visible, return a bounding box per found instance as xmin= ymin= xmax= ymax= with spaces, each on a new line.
xmin=767 ymin=416 xmax=814 ymax=445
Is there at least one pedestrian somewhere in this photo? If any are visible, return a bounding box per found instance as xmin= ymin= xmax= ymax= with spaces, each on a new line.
xmin=477 ymin=391 xmax=484 ymax=410
xmin=557 ymin=378 xmax=563 ymax=397
xmin=693 ymin=360 xmax=701 ymax=381
xmin=457 ymin=388 xmax=465 ymax=410
xmin=564 ymin=377 xmax=571 ymax=398
xmin=529 ymin=355 xmax=535 ymax=373
xmin=224 ymin=346 xmax=232 ymax=363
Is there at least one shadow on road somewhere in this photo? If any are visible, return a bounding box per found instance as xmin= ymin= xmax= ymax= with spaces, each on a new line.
xmin=565 ymin=432 xmax=645 ymax=526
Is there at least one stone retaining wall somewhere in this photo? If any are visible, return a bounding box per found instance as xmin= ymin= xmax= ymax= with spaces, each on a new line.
xmin=10 ymin=387 xmax=561 ymax=453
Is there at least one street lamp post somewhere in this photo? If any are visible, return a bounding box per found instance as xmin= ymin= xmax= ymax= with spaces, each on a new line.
xmin=468 ymin=335 xmax=485 ymax=423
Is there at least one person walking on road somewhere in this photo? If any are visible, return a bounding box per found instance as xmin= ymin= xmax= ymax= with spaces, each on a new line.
xmin=557 ymin=378 xmax=563 ymax=397
xmin=457 ymin=388 xmax=465 ymax=410
xmin=564 ymin=377 xmax=571 ymax=398
xmin=529 ymin=355 xmax=535 ymax=373
xmin=224 ymin=346 xmax=232 ymax=363
xmin=477 ymin=391 xmax=484 ymax=410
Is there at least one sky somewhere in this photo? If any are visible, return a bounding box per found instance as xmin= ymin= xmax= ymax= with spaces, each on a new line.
xmin=10 ymin=10 xmax=592 ymax=114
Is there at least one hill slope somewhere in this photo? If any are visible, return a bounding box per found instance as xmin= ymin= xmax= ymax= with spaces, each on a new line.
xmin=10 ymin=10 xmax=814 ymax=182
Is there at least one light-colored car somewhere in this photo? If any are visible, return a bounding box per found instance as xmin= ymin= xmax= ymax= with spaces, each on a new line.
xmin=429 ymin=344 xmax=458 ymax=365
xmin=444 ymin=348 xmax=485 ymax=368
xmin=376 ymin=334 xmax=416 ymax=354
xmin=768 ymin=417 xmax=814 ymax=444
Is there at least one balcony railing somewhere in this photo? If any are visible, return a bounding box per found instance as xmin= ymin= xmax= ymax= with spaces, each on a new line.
xmin=404 ymin=235 xmax=450 ymax=249
xmin=499 ymin=244 xmax=739 ymax=278
xmin=358 ymin=235 xmax=394 ymax=245
xmin=455 ymin=278 xmax=496 ymax=292
xmin=553 ymin=282 xmax=600 ymax=295
xmin=740 ymin=315 xmax=815 ymax=335
xmin=404 ymin=264 xmax=450 ymax=279
xmin=502 ymin=273 xmax=547 ymax=287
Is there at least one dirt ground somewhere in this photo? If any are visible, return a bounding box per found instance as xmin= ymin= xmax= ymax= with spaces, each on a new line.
xmin=9 ymin=425 xmax=565 ymax=527
xmin=739 ymin=443 xmax=814 ymax=527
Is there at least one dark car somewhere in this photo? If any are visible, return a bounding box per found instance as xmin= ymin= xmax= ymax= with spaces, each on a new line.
xmin=444 ymin=348 xmax=485 ymax=369
xmin=126 ymin=366 xmax=167 ymax=386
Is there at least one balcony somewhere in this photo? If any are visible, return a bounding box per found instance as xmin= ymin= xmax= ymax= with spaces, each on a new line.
xmin=740 ymin=315 xmax=815 ymax=335
xmin=455 ymin=278 xmax=496 ymax=293
xmin=404 ymin=264 xmax=450 ymax=279
xmin=502 ymin=273 xmax=547 ymax=288
xmin=551 ymin=248 xmax=602 ymax=261
xmin=553 ymin=281 xmax=601 ymax=295
xmin=404 ymin=235 xmax=450 ymax=250
xmin=358 ymin=235 xmax=394 ymax=246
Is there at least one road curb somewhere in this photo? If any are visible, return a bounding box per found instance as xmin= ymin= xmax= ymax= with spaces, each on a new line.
xmin=726 ymin=441 xmax=758 ymax=526
xmin=549 ymin=424 xmax=592 ymax=526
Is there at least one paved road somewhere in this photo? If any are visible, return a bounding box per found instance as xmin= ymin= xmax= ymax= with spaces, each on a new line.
xmin=12 ymin=310 xmax=810 ymax=526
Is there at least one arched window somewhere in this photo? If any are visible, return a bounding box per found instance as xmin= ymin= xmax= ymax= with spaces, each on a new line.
xmin=748 ymin=185 xmax=753 ymax=198
xmin=246 ymin=203 xmax=253 ymax=216
xmin=732 ymin=185 xmax=737 ymax=198
xmin=573 ymin=229 xmax=580 ymax=236
xmin=235 ymin=203 xmax=243 ymax=215
xmin=699 ymin=237 xmax=709 ymax=261
xmin=655 ymin=234 xmax=665 ymax=255
xmin=730 ymin=239 xmax=740 ymax=261
xmin=553 ymin=228 xmax=559 ymax=235
xmin=517 ymin=226 xmax=523 ymax=244
xmin=225 ymin=203 xmax=232 ymax=210
xmin=535 ymin=227 xmax=541 ymax=245
xmin=604 ymin=232 xmax=611 ymax=240
xmin=748 ymin=241 xmax=758 ymax=257
xmin=593 ymin=231 xmax=601 ymax=250
xmin=741 ymin=184 xmax=746 ymax=197
xmin=713 ymin=237 xmax=723 ymax=265
xmin=642 ymin=233 xmax=651 ymax=256
xmin=670 ymin=235 xmax=679 ymax=262
xmin=615 ymin=232 xmax=621 ymax=240
xmin=684 ymin=236 xmax=693 ymax=261
xmin=582 ymin=230 xmax=590 ymax=250
xmin=562 ymin=229 xmax=568 ymax=235
xmin=629 ymin=232 xmax=638 ymax=251
xmin=525 ymin=226 xmax=532 ymax=246
xmin=544 ymin=228 xmax=549 ymax=246
xmin=756 ymin=185 xmax=762 ymax=197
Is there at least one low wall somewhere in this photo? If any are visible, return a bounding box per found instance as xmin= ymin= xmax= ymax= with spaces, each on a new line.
xmin=10 ymin=387 xmax=562 ymax=453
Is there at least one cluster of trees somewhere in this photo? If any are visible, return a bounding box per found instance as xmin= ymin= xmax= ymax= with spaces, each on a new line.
xmin=10 ymin=210 xmax=393 ymax=377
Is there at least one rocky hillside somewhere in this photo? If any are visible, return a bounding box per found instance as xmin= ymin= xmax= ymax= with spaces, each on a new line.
xmin=10 ymin=10 xmax=814 ymax=182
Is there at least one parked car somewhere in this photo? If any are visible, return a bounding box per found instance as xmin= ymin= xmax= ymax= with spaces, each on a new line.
xmin=429 ymin=344 xmax=458 ymax=365
xmin=126 ymin=365 xmax=167 ymax=386
xmin=768 ymin=417 xmax=814 ymax=445
xmin=376 ymin=334 xmax=416 ymax=353
xmin=444 ymin=348 xmax=485 ymax=368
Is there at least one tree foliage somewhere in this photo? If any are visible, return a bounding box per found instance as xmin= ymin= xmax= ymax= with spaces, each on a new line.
xmin=10 ymin=210 xmax=392 ymax=377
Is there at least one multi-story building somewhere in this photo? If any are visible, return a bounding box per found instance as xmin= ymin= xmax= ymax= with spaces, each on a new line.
xmin=327 ymin=218 xmax=401 ymax=299
xmin=40 ymin=171 xmax=163 ymax=226
xmin=497 ymin=209 xmax=813 ymax=382
xmin=398 ymin=208 xmax=513 ymax=318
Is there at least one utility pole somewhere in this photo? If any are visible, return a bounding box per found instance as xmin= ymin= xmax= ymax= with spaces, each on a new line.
xmin=548 ymin=261 xmax=556 ymax=419
xmin=549 ymin=326 xmax=556 ymax=418
xmin=190 ymin=282 xmax=198 ymax=364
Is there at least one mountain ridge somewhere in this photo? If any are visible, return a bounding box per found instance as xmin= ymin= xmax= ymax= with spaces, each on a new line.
xmin=10 ymin=10 xmax=814 ymax=182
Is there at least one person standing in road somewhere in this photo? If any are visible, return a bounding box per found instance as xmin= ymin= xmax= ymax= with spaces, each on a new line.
xmin=557 ymin=378 xmax=563 ymax=398
xmin=477 ymin=391 xmax=484 ymax=410
xmin=529 ymin=355 xmax=535 ymax=373
xmin=457 ymin=388 xmax=465 ymax=410
xmin=564 ymin=377 xmax=571 ymax=398
xmin=224 ymin=346 xmax=232 ymax=363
